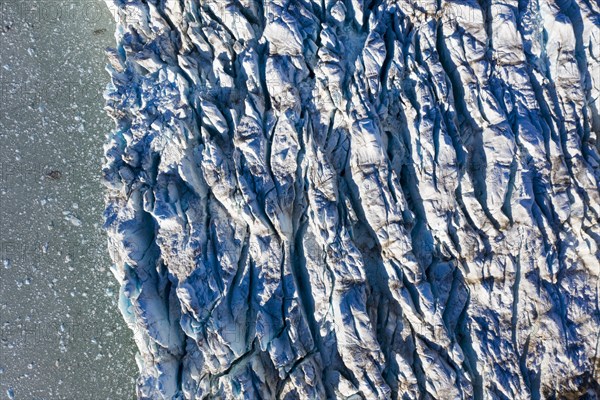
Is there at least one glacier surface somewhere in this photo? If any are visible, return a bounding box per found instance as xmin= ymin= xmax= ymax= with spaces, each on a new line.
xmin=102 ymin=0 xmax=600 ymax=398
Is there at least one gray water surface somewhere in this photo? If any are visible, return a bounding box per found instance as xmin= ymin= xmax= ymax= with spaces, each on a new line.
xmin=0 ymin=1 xmax=137 ymax=398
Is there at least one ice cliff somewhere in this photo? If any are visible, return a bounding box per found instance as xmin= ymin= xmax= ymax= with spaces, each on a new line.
xmin=101 ymin=0 xmax=600 ymax=398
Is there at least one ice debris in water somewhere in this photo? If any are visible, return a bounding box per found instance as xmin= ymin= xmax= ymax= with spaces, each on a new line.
xmin=102 ymin=0 xmax=600 ymax=398
xmin=64 ymin=212 xmax=82 ymax=227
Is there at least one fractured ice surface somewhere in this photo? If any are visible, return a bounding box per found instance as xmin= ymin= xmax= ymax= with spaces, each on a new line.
xmin=102 ymin=0 xmax=600 ymax=398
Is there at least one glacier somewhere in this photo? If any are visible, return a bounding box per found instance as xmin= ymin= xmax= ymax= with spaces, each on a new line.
xmin=101 ymin=0 xmax=600 ymax=398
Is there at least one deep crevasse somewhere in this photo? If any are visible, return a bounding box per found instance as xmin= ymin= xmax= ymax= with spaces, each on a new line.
xmin=101 ymin=0 xmax=600 ymax=398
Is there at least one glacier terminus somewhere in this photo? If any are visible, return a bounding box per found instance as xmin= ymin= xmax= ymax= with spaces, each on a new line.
xmin=102 ymin=0 xmax=600 ymax=398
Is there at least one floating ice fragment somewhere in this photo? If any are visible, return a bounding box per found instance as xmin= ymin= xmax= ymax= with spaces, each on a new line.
xmin=64 ymin=214 xmax=82 ymax=227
